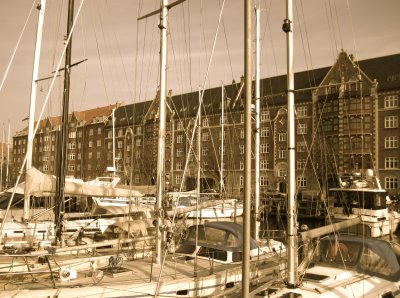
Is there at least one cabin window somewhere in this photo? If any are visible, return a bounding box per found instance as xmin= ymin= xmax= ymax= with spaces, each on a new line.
xmin=359 ymin=245 xmax=397 ymax=277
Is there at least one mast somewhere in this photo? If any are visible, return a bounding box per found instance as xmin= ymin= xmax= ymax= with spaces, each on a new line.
xmin=220 ymin=83 xmax=225 ymax=195
xmin=24 ymin=0 xmax=46 ymax=221
xmin=111 ymin=106 xmax=116 ymax=175
xmin=55 ymin=0 xmax=74 ymax=245
xmin=6 ymin=121 xmax=10 ymax=189
xmin=154 ymin=0 xmax=168 ymax=265
xmin=284 ymin=0 xmax=298 ymax=288
xmin=194 ymin=87 xmax=201 ymax=277
xmin=1 ymin=124 xmax=4 ymax=190
xmin=253 ymin=5 xmax=261 ymax=241
xmin=243 ymin=0 xmax=252 ymax=295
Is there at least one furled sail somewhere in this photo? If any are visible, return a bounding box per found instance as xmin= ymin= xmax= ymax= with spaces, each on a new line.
xmin=24 ymin=167 xmax=142 ymax=198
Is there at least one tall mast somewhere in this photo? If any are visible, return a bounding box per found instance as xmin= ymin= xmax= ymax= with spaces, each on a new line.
xmin=253 ymin=5 xmax=261 ymax=241
xmin=154 ymin=0 xmax=168 ymax=265
xmin=111 ymin=106 xmax=116 ymax=175
xmin=55 ymin=0 xmax=74 ymax=245
xmin=243 ymin=0 xmax=252 ymax=295
xmin=284 ymin=0 xmax=298 ymax=288
xmin=220 ymin=83 xmax=224 ymax=195
xmin=1 ymin=124 xmax=4 ymax=190
xmin=24 ymin=0 xmax=47 ymax=221
xmin=0 ymin=123 xmax=6 ymax=191
xmin=6 ymin=121 xmax=10 ymax=189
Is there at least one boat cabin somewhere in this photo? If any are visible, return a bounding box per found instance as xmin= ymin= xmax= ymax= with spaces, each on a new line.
xmin=176 ymin=221 xmax=283 ymax=264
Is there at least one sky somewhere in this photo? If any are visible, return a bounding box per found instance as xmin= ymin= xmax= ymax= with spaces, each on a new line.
xmin=0 ymin=0 xmax=399 ymax=139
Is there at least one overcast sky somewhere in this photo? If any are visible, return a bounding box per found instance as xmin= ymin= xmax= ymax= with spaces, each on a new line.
xmin=0 ymin=0 xmax=399 ymax=138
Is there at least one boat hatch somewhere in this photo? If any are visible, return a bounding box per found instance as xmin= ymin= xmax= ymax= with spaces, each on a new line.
xmin=302 ymin=272 xmax=329 ymax=282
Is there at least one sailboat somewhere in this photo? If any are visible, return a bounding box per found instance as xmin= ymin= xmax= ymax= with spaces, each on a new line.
xmin=0 ymin=1 xmax=286 ymax=296
xmin=251 ymin=0 xmax=400 ymax=296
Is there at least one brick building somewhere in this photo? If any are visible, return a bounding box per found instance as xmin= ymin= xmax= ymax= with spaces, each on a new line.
xmin=12 ymin=52 xmax=400 ymax=197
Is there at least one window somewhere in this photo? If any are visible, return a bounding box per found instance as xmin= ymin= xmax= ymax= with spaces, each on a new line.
xmin=88 ymin=152 xmax=92 ymax=159
xmin=239 ymin=145 xmax=244 ymax=155
xmin=279 ymin=149 xmax=286 ymax=159
xmin=261 ymin=160 xmax=269 ymax=170
xmin=177 ymin=135 xmax=183 ymax=143
xmin=78 ymin=131 xmax=82 ymax=138
xmin=136 ymin=126 xmax=142 ymax=134
xmin=297 ymin=123 xmax=307 ymax=134
xmin=202 ymin=147 xmax=209 ymax=156
xmin=297 ymin=106 xmax=307 ymax=117
xmin=68 ymin=131 xmax=76 ymax=139
xmin=68 ymin=153 xmax=75 ymax=160
xmin=260 ymin=176 xmax=268 ymax=186
xmin=135 ymin=175 xmax=141 ymax=184
xmin=97 ymin=127 xmax=102 ymax=135
xmin=107 ymin=142 xmax=112 ymax=150
xmin=136 ymin=139 xmax=142 ymax=146
xmin=177 ymin=148 xmax=184 ymax=157
xmin=88 ymin=164 xmax=92 ymax=171
xmin=220 ymin=115 xmax=227 ymax=124
xmin=202 ymin=132 xmax=209 ymax=142
xmin=261 ymin=110 xmax=270 ymax=121
xmin=118 ymin=129 xmax=123 ymax=137
xmin=202 ymin=118 xmax=209 ymax=127
xmin=385 ymin=116 xmax=398 ymax=128
xmin=96 ymin=152 xmax=101 ymax=159
xmin=239 ymin=176 xmax=244 ymax=186
xmin=175 ymin=175 xmax=182 ymax=185
xmin=176 ymin=121 xmax=184 ymax=130
xmin=68 ymin=164 xmax=75 ymax=171
xmin=118 ymin=141 xmax=123 ymax=149
xmin=240 ymin=114 xmax=244 ymax=123
xmin=97 ymin=140 xmax=101 ymax=147
xmin=89 ymin=129 xmax=93 ymax=136
xmin=385 ymin=157 xmax=398 ymax=169
xmin=240 ymin=161 xmax=244 ymax=170
xmin=43 ymin=165 xmax=49 ymax=172
xmin=89 ymin=140 xmax=93 ymax=148
xmin=297 ymin=176 xmax=307 ymax=187
xmin=385 ymin=136 xmax=398 ymax=149
xmin=297 ymin=142 xmax=307 ymax=152
xmin=385 ymin=177 xmax=398 ymax=189
xmin=126 ymin=145 xmax=131 ymax=152
xmin=108 ymin=131 xmax=112 ymax=138
xmin=279 ymin=133 xmax=287 ymax=142
xmin=384 ymin=95 xmax=398 ymax=108
xmin=77 ymin=153 xmax=81 ymax=160
xmin=278 ymin=168 xmax=287 ymax=177
xmin=297 ymin=159 xmax=306 ymax=169
xmin=261 ymin=127 xmax=270 ymax=137
xmin=261 ymin=143 xmax=269 ymax=153
xmin=176 ymin=162 xmax=183 ymax=170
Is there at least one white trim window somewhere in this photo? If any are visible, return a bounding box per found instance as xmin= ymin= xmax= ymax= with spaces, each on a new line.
xmin=260 ymin=176 xmax=268 ymax=186
xmin=384 ymin=95 xmax=398 ymax=108
xmin=385 ymin=157 xmax=399 ymax=169
xmin=385 ymin=136 xmax=398 ymax=149
xmin=297 ymin=123 xmax=307 ymax=135
xmin=385 ymin=116 xmax=398 ymax=128
xmin=296 ymin=106 xmax=307 ymax=117
xmin=177 ymin=134 xmax=183 ymax=143
xmin=385 ymin=176 xmax=398 ymax=189
xmin=297 ymin=176 xmax=307 ymax=188
xmin=261 ymin=143 xmax=269 ymax=153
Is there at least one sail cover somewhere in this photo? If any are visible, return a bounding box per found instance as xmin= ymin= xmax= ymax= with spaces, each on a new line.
xmin=25 ymin=167 xmax=142 ymax=198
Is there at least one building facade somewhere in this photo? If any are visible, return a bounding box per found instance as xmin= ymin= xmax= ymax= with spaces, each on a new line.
xmin=12 ymin=52 xmax=400 ymax=197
